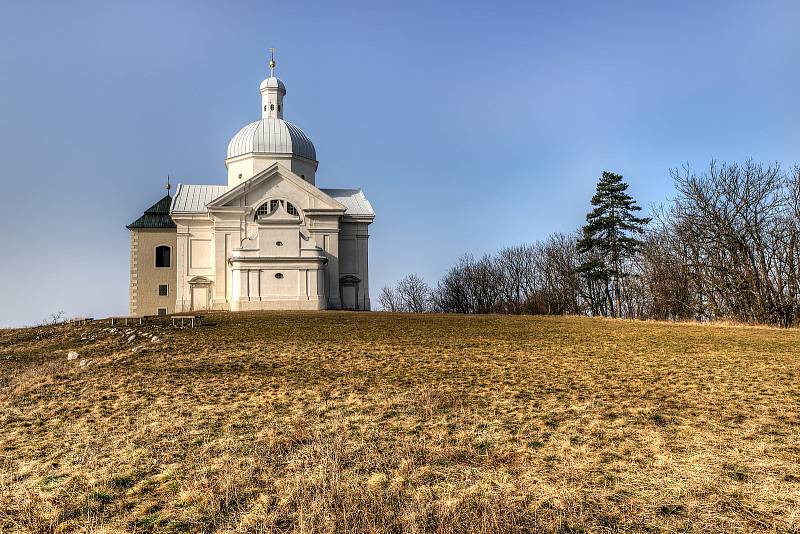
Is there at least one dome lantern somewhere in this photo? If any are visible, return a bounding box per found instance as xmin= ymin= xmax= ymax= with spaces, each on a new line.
xmin=225 ymin=52 xmax=318 ymax=187
xmin=260 ymin=48 xmax=285 ymax=119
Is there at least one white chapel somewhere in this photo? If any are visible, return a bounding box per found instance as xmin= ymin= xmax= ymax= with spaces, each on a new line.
xmin=126 ymin=56 xmax=374 ymax=315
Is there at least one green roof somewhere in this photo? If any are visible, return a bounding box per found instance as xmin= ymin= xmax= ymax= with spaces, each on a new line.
xmin=127 ymin=195 xmax=176 ymax=230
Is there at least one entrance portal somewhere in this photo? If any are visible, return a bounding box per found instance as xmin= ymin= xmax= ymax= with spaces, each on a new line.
xmin=339 ymin=275 xmax=361 ymax=310
xmin=188 ymin=276 xmax=212 ymax=311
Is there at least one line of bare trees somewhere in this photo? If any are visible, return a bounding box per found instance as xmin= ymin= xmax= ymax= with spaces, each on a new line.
xmin=379 ymin=161 xmax=800 ymax=327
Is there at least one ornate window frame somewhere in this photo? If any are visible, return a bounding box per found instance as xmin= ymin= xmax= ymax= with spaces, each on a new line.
xmin=254 ymin=199 xmax=300 ymax=220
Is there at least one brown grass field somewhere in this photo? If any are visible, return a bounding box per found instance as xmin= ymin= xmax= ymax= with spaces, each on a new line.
xmin=1 ymin=312 xmax=799 ymax=533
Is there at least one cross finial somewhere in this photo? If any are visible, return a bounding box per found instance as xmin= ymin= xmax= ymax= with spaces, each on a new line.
xmin=268 ymin=47 xmax=276 ymax=77
xmin=166 ymin=175 xmax=171 ymax=194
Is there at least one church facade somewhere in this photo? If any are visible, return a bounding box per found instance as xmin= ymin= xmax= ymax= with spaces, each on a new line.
xmin=127 ymin=60 xmax=374 ymax=316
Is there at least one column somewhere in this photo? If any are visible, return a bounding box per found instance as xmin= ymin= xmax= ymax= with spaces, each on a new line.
xmin=326 ymin=232 xmax=341 ymax=308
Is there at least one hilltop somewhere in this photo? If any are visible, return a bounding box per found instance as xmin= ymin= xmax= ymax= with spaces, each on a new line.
xmin=2 ymin=312 xmax=799 ymax=533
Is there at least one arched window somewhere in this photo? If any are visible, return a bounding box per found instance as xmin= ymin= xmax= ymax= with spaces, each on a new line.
xmin=255 ymin=202 xmax=270 ymax=219
xmin=254 ymin=200 xmax=299 ymax=219
xmin=155 ymin=245 xmax=171 ymax=268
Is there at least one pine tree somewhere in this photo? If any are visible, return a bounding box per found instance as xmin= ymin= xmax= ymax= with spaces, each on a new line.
xmin=577 ymin=171 xmax=651 ymax=317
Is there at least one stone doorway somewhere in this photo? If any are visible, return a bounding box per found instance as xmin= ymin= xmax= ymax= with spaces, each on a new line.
xmin=188 ymin=276 xmax=212 ymax=311
xmin=339 ymin=275 xmax=361 ymax=310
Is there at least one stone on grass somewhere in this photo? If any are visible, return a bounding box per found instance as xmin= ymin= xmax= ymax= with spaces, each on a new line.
xmin=67 ymin=351 xmax=78 ymax=361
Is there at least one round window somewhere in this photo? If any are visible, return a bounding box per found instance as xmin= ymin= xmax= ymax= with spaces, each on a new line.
xmin=276 ymin=241 xmax=283 ymax=246
xmin=275 ymin=273 xmax=283 ymax=279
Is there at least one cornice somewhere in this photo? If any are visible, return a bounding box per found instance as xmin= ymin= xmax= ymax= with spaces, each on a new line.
xmin=228 ymin=256 xmax=328 ymax=267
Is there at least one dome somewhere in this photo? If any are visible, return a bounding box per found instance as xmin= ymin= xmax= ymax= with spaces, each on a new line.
xmin=259 ymin=76 xmax=286 ymax=93
xmin=226 ymin=118 xmax=316 ymax=161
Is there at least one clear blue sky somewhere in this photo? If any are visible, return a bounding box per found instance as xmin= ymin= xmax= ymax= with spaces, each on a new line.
xmin=1 ymin=0 xmax=799 ymax=326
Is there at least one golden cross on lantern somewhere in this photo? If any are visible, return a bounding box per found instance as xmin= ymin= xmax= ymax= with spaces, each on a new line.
xmin=269 ymin=48 xmax=276 ymax=76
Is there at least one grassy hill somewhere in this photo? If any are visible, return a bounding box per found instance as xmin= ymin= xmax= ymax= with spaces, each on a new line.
xmin=2 ymin=312 xmax=799 ymax=533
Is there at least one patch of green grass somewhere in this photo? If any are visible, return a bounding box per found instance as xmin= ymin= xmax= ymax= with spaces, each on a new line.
xmin=39 ymin=474 xmax=65 ymax=490
xmin=136 ymin=512 xmax=161 ymax=529
xmin=110 ymin=471 xmax=138 ymax=490
xmin=90 ymin=489 xmax=113 ymax=503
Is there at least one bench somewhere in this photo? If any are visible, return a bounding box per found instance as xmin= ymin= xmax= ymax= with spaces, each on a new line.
xmin=172 ymin=315 xmax=203 ymax=328
xmin=110 ymin=316 xmax=142 ymax=326
xmin=68 ymin=317 xmax=94 ymax=325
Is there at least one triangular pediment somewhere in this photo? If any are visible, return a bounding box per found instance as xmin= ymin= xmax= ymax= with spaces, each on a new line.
xmin=207 ymin=163 xmax=346 ymax=213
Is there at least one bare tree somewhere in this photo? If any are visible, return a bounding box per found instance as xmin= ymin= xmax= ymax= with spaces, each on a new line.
xmin=538 ymin=233 xmax=583 ymax=315
xmin=378 ymin=285 xmax=403 ymax=312
xmin=397 ymin=274 xmax=432 ymax=313
xmin=433 ymin=255 xmax=474 ymax=313
xmin=657 ymin=160 xmax=799 ymax=326
xmin=40 ymin=310 xmax=65 ymax=326
xmin=496 ymin=245 xmax=536 ymax=314
xmin=464 ymin=254 xmax=503 ymax=314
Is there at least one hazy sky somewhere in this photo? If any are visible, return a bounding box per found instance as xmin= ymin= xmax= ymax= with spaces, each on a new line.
xmin=1 ymin=0 xmax=799 ymax=326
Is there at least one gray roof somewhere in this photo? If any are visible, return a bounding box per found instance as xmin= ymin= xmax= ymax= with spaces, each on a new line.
xmin=170 ymin=184 xmax=228 ymax=213
xmin=227 ymin=118 xmax=316 ymax=161
xmin=320 ymin=188 xmax=375 ymax=217
xmin=170 ymin=183 xmax=374 ymax=217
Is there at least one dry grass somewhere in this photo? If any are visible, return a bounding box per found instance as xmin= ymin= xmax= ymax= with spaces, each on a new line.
xmin=1 ymin=312 xmax=799 ymax=533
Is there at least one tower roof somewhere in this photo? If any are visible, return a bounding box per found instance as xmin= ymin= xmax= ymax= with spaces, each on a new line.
xmin=259 ymin=76 xmax=286 ymax=93
xmin=126 ymin=195 xmax=176 ymax=229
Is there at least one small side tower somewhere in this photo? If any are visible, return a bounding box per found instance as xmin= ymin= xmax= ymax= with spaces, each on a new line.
xmin=126 ymin=179 xmax=177 ymax=317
